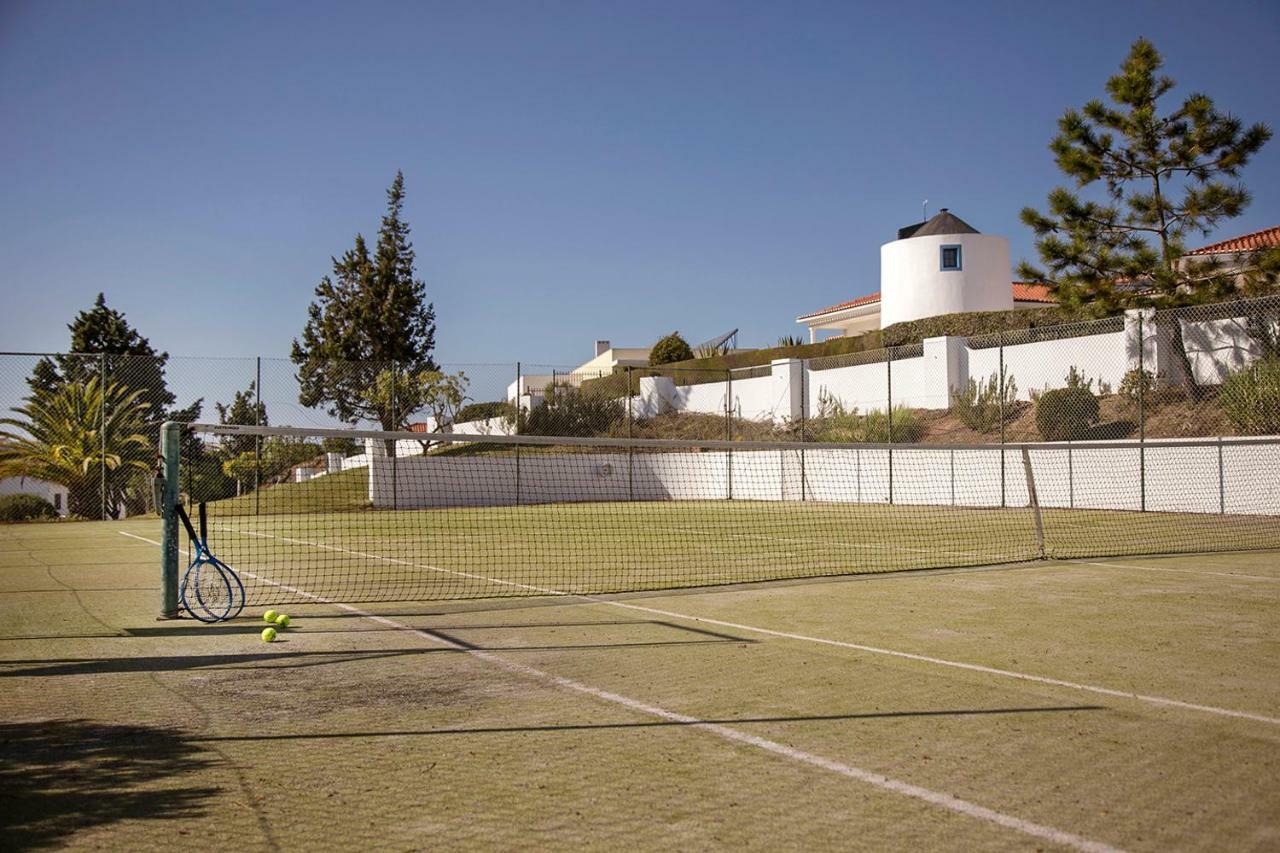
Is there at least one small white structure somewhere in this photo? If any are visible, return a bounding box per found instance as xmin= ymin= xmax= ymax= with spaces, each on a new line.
xmin=880 ymin=209 xmax=1014 ymax=327
xmin=797 ymin=209 xmax=1052 ymax=341
xmin=507 ymin=340 xmax=652 ymax=406
xmin=0 ymin=476 xmax=69 ymax=517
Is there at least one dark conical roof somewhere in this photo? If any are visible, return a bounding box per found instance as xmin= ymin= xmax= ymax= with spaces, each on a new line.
xmin=898 ymin=209 xmax=979 ymax=239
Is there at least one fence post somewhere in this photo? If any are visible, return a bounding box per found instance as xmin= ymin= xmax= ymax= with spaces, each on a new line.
xmin=99 ymin=350 xmax=106 ymax=517
xmin=626 ymin=365 xmax=633 ymax=501
xmin=1068 ymin=442 xmax=1075 ymax=509
xmin=887 ymin=348 xmax=893 ymax=505
xmin=515 ymin=362 xmax=522 ymax=506
xmin=726 ymin=368 xmax=733 ymax=501
xmin=800 ymin=361 xmax=807 ymax=501
xmin=949 ymin=448 xmax=955 ymax=506
xmin=1218 ymin=436 xmax=1225 ymax=515
xmin=998 ymin=332 xmax=1006 ymax=509
xmin=390 ymin=360 xmax=399 ymax=511
xmin=254 ymin=356 xmax=262 ymax=517
xmin=1138 ymin=313 xmax=1146 ymax=512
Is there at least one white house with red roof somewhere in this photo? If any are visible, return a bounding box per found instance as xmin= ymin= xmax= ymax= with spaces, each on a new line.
xmin=796 ymin=215 xmax=1278 ymax=342
xmin=796 ymin=209 xmax=1054 ymax=341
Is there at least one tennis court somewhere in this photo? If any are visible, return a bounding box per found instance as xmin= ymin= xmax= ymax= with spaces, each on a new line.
xmin=3 ymin=515 xmax=1279 ymax=851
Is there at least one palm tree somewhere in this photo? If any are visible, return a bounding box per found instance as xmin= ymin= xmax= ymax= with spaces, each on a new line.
xmin=0 ymin=377 xmax=153 ymax=519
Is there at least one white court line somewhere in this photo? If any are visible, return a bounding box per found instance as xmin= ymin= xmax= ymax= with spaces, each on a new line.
xmin=119 ymin=530 xmax=1120 ymax=853
xmin=1069 ymin=559 xmax=1280 ymax=583
xmin=189 ymin=527 xmax=1280 ymax=728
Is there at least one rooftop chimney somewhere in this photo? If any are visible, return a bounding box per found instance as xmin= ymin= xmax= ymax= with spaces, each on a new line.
xmin=594 ymin=340 xmax=611 ymax=357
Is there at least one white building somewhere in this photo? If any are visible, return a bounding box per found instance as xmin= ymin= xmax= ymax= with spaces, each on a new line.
xmin=507 ymin=340 xmax=651 ymax=406
xmin=0 ymin=476 xmax=69 ymax=517
xmin=797 ymin=209 xmax=1053 ymax=341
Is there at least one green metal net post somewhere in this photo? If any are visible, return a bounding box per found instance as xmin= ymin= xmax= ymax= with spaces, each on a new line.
xmin=158 ymin=420 xmax=181 ymax=618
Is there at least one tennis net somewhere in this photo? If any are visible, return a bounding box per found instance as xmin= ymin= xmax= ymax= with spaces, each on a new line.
xmin=162 ymin=423 xmax=1280 ymax=608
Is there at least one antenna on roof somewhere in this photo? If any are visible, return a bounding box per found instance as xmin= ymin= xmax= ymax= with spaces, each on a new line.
xmin=922 ymin=199 xmax=928 ymax=221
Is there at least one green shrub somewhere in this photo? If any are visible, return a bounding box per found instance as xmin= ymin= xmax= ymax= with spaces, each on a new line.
xmin=951 ymin=370 xmax=1018 ymax=433
xmin=881 ymin=304 xmax=1101 ymax=347
xmin=0 ymin=493 xmax=59 ymax=522
xmin=1035 ymin=387 xmax=1100 ymax=441
xmin=1117 ymin=368 xmax=1154 ymax=413
xmin=1220 ymin=358 xmax=1280 ymax=435
xmin=809 ymin=403 xmax=925 ymax=443
xmin=455 ymin=401 xmax=514 ymax=423
xmin=524 ymin=384 xmax=624 ymax=437
xmin=649 ymin=332 xmax=694 ymax=366
xmin=862 ymin=406 xmax=926 ymax=443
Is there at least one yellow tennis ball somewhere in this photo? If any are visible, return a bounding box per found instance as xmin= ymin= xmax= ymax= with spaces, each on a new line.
xmin=263 ymin=610 xmax=278 ymax=623
xmin=261 ymin=626 xmax=278 ymax=642
xmin=274 ymin=614 xmax=291 ymax=628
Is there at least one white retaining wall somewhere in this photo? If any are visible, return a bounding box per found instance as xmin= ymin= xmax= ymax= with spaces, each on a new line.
xmin=369 ymin=439 xmax=1280 ymax=517
xmin=966 ymin=331 xmax=1130 ymax=401
xmin=626 ymin=309 xmax=1269 ymax=424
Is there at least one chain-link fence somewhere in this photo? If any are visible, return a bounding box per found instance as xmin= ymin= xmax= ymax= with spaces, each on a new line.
xmin=2 ymin=295 xmax=1277 ymax=521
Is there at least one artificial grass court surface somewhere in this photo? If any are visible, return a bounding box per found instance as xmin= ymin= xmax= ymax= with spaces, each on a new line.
xmin=2 ymin=522 xmax=1279 ymax=851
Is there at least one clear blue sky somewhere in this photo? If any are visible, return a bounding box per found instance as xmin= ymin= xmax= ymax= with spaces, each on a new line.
xmin=3 ymin=0 xmax=1278 ymax=374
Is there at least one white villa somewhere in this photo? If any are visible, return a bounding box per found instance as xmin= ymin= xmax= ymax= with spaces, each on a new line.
xmin=795 ymin=209 xmax=1054 ymax=342
xmin=0 ymin=476 xmax=70 ymax=517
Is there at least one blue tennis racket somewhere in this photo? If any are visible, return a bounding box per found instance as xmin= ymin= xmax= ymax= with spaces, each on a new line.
xmin=177 ymin=502 xmax=246 ymax=623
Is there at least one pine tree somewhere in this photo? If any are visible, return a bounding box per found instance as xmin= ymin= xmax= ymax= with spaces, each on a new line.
xmin=29 ymin=293 xmax=179 ymax=418
xmin=1018 ymin=39 xmax=1273 ymax=397
xmin=291 ymin=172 xmax=438 ymax=429
xmin=214 ymin=381 xmax=267 ymax=457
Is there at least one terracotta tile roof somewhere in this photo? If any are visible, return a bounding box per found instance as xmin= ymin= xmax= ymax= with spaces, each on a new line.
xmin=1011 ymin=282 xmax=1055 ymax=303
xmin=798 ymin=283 xmax=1056 ymax=321
xmin=796 ymin=292 xmax=881 ymax=321
xmin=1186 ymin=225 xmax=1280 ymax=256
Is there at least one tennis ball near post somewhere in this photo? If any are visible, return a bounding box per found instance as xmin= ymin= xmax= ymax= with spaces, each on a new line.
xmin=261 ymin=626 xmax=278 ymax=643
xmin=274 ymin=614 xmax=291 ymax=628
xmin=263 ymin=610 xmax=278 ymax=623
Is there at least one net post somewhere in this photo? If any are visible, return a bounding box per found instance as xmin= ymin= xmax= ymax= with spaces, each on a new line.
xmin=1020 ymin=446 xmax=1046 ymax=559
xmin=159 ymin=421 xmax=181 ymax=619
xmin=100 ymin=353 xmax=107 ymax=521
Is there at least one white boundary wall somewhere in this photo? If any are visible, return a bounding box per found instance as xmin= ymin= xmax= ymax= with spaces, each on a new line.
xmin=370 ymin=438 xmax=1280 ymax=517
xmin=625 ymin=309 xmax=1268 ymax=423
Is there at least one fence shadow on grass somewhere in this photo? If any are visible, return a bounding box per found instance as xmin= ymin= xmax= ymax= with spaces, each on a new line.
xmin=0 ymin=719 xmax=218 ymax=850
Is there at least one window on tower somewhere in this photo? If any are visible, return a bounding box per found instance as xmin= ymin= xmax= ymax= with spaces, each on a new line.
xmin=940 ymin=245 xmax=962 ymax=271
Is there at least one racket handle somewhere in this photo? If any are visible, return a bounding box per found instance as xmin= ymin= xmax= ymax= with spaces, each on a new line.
xmin=199 ymin=502 xmax=207 ymax=541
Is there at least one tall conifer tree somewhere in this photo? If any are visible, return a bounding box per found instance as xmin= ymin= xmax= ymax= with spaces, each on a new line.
xmin=1019 ymin=38 xmax=1273 ymax=313
xmin=292 ymin=172 xmax=438 ymax=428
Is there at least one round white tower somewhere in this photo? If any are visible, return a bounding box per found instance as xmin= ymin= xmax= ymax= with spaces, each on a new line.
xmin=879 ymin=209 xmax=1012 ymax=328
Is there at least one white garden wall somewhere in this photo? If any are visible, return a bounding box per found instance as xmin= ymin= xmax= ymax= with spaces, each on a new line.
xmin=966 ymin=331 xmax=1129 ymax=401
xmin=626 ymin=308 xmax=1272 ymax=424
xmin=369 ymin=439 xmax=1280 ymax=517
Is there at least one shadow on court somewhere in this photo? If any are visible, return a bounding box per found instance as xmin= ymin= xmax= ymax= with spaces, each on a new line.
xmin=0 ymin=719 xmax=218 ymax=850
xmin=0 ymin=628 xmax=756 ymax=678
xmin=189 ymin=704 xmax=1107 ymax=742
